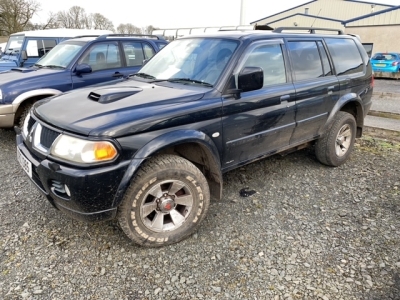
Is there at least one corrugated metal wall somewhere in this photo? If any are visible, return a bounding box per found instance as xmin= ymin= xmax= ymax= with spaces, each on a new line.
xmin=252 ymin=0 xmax=391 ymax=26
xmin=345 ymin=25 xmax=400 ymax=53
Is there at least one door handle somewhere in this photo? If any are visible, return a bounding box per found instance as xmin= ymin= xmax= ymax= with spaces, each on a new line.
xmin=280 ymin=95 xmax=290 ymax=102
xmin=327 ymin=86 xmax=335 ymax=94
xmin=112 ymin=72 xmax=123 ymax=78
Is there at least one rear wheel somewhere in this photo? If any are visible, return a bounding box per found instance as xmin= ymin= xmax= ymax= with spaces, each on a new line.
xmin=315 ymin=111 xmax=356 ymax=167
xmin=117 ymin=154 xmax=210 ymax=247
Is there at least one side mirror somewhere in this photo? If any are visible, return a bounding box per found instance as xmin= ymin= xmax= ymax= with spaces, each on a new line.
xmin=21 ymin=50 xmax=28 ymax=61
xmin=238 ymin=67 xmax=264 ymax=92
xmin=75 ymin=63 xmax=92 ymax=75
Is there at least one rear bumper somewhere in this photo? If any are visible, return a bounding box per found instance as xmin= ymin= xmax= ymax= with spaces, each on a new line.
xmin=373 ymin=71 xmax=400 ymax=79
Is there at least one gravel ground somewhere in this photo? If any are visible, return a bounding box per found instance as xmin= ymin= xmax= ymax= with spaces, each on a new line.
xmin=1 ymin=124 xmax=400 ymax=298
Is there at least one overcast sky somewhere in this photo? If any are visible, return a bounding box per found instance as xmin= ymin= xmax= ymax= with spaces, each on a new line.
xmin=31 ymin=0 xmax=399 ymax=29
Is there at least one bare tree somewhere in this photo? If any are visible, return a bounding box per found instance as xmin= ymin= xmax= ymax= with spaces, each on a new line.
xmin=91 ymin=13 xmax=114 ymax=31
xmin=26 ymin=12 xmax=59 ymax=30
xmin=116 ymin=23 xmax=142 ymax=34
xmin=142 ymin=25 xmax=157 ymax=35
xmin=0 ymin=0 xmax=40 ymax=35
xmin=56 ymin=6 xmax=90 ymax=29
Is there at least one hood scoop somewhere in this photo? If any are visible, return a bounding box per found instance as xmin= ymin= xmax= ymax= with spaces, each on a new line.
xmin=88 ymin=86 xmax=142 ymax=104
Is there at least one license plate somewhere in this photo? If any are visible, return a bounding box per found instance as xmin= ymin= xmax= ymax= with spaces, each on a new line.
xmin=17 ymin=147 xmax=32 ymax=178
xmin=374 ymin=63 xmax=386 ymax=67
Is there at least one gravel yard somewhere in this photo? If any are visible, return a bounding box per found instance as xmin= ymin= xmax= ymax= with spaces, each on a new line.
xmin=1 ymin=126 xmax=400 ymax=299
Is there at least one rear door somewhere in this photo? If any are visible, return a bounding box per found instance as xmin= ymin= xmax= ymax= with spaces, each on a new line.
xmin=286 ymin=39 xmax=340 ymax=144
xmin=221 ymin=39 xmax=297 ymax=169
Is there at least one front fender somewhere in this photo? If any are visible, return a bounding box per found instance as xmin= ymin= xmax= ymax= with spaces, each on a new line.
xmin=11 ymin=88 xmax=63 ymax=112
xmin=112 ymin=129 xmax=223 ymax=207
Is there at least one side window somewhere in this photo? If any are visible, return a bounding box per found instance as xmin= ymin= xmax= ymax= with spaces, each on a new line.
xmin=325 ymin=38 xmax=363 ymax=76
xmin=122 ymin=42 xmax=147 ymax=66
xmin=143 ymin=44 xmax=155 ymax=60
xmin=156 ymin=42 xmax=167 ymax=50
xmin=79 ymin=42 xmax=121 ymax=71
xmin=26 ymin=39 xmax=57 ymax=58
xmin=240 ymin=43 xmax=286 ymax=87
xmin=317 ymin=41 xmax=332 ymax=76
xmin=288 ymin=41 xmax=323 ymax=81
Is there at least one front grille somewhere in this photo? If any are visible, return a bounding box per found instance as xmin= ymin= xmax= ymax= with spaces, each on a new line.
xmin=27 ymin=115 xmax=36 ymax=133
xmin=40 ymin=126 xmax=60 ymax=148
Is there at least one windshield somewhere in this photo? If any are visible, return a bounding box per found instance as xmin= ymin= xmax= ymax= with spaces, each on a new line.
xmin=35 ymin=42 xmax=84 ymax=68
xmin=4 ymin=35 xmax=24 ymax=56
xmin=137 ymin=37 xmax=239 ymax=86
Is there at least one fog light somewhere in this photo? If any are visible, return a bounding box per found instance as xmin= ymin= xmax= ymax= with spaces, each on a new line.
xmin=64 ymin=184 xmax=71 ymax=197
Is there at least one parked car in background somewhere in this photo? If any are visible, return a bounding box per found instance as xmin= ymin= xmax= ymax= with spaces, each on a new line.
xmin=371 ymin=52 xmax=400 ymax=79
xmin=0 ymin=29 xmax=113 ymax=72
xmin=0 ymin=33 xmax=168 ymax=129
xmin=16 ymin=27 xmax=373 ymax=247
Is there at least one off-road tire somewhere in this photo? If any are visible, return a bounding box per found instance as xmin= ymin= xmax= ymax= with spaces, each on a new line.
xmin=117 ymin=154 xmax=210 ymax=247
xmin=315 ymin=111 xmax=356 ymax=167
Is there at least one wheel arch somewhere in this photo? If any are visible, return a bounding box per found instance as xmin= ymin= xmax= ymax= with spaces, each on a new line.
xmin=13 ymin=89 xmax=63 ymax=125
xmin=320 ymin=93 xmax=365 ymax=138
xmin=113 ymin=130 xmax=223 ymax=208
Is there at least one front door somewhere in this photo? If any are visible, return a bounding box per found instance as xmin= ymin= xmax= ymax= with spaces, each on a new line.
xmin=221 ymin=40 xmax=296 ymax=170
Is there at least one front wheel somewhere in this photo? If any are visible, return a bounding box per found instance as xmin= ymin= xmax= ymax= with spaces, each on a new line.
xmin=315 ymin=111 xmax=356 ymax=167
xmin=117 ymin=154 xmax=210 ymax=247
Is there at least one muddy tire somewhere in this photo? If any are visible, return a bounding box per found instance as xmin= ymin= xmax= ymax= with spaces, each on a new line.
xmin=117 ymin=154 xmax=210 ymax=247
xmin=315 ymin=111 xmax=356 ymax=167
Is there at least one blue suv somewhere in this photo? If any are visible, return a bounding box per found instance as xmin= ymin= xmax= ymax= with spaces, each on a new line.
xmin=0 ymin=34 xmax=167 ymax=128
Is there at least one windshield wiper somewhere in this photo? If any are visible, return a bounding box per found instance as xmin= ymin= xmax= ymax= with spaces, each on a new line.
xmin=42 ymin=65 xmax=65 ymax=69
xmin=166 ymin=78 xmax=213 ymax=87
xmin=132 ymin=72 xmax=156 ymax=79
xmin=33 ymin=63 xmax=43 ymax=68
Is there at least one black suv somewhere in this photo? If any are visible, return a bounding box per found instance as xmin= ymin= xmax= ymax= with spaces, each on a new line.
xmin=16 ymin=27 xmax=374 ymax=247
xmin=0 ymin=33 xmax=167 ymax=129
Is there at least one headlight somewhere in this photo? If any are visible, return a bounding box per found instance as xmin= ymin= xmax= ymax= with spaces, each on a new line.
xmin=50 ymin=134 xmax=118 ymax=164
xmin=0 ymin=89 xmax=3 ymax=100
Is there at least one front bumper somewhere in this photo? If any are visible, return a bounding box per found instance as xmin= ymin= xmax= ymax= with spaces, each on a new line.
xmin=0 ymin=104 xmax=15 ymax=128
xmin=16 ymin=133 xmax=131 ymax=222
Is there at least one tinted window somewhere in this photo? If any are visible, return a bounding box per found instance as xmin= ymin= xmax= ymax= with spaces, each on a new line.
xmin=79 ymin=42 xmax=121 ymax=71
xmin=288 ymin=41 xmax=323 ymax=81
xmin=241 ymin=43 xmax=286 ymax=86
xmin=371 ymin=53 xmax=398 ymax=61
xmin=325 ymin=38 xmax=363 ymax=76
xmin=122 ymin=42 xmax=148 ymax=66
xmin=26 ymin=39 xmax=57 ymax=57
xmin=317 ymin=41 xmax=332 ymax=76
xmin=143 ymin=44 xmax=155 ymax=60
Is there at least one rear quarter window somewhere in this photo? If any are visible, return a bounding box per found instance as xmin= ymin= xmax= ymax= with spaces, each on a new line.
xmin=325 ymin=38 xmax=363 ymax=76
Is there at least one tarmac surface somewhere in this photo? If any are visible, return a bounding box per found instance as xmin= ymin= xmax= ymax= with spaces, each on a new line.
xmin=364 ymin=78 xmax=400 ymax=141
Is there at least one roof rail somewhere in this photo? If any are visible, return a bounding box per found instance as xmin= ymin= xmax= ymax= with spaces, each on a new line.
xmin=73 ymin=35 xmax=103 ymax=38
xmin=273 ymin=27 xmax=344 ymax=35
xmin=96 ymin=34 xmax=165 ymax=40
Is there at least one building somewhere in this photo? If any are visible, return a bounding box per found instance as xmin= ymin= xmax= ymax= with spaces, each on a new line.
xmin=250 ymin=0 xmax=400 ymax=53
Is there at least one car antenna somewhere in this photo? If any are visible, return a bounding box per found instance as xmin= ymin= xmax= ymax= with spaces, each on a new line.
xmin=310 ymin=9 xmax=322 ymax=28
